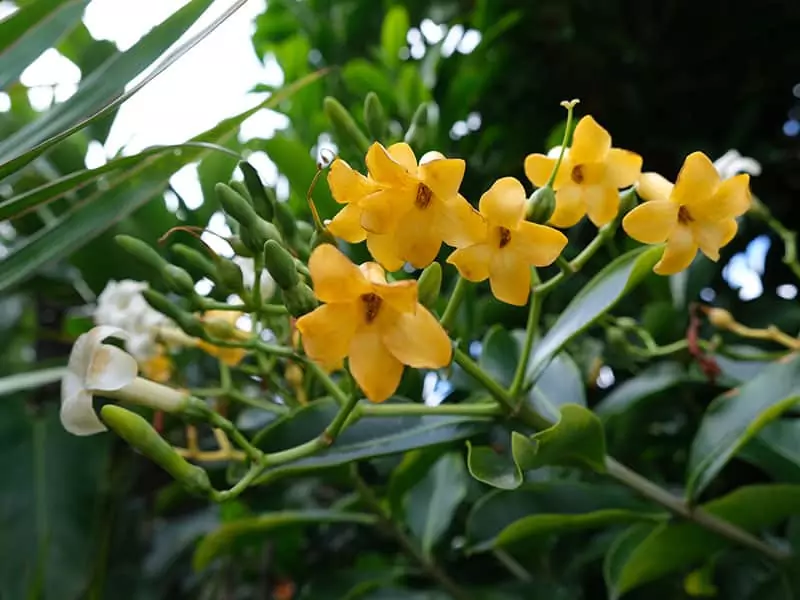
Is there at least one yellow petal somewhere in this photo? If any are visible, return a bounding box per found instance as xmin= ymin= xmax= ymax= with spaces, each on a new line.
xmin=478 ymin=177 xmax=526 ymax=229
xmin=447 ymin=244 xmax=492 ymax=282
xmin=328 ymin=159 xmax=378 ymax=204
xmin=570 ymin=116 xmax=611 ymax=164
xmin=549 ymin=185 xmax=586 ymax=228
xmin=381 ymin=304 xmax=452 ymax=368
xmin=308 ymin=244 xmax=370 ymax=302
xmin=524 ymin=154 xmax=558 ymax=188
xmin=360 ymin=188 xmax=414 ymax=234
xmin=140 ymin=353 xmax=172 ymax=383
xmin=360 ymin=261 xmax=387 ymax=284
xmin=584 ymin=185 xmax=620 ymax=227
xmin=366 ymin=232 xmax=405 ymax=272
xmin=366 ymin=142 xmax=415 ymax=185
xmin=606 ymin=149 xmax=642 ymax=188
xmin=387 ymin=142 xmax=418 ymax=173
xmin=622 ymin=200 xmax=679 ymax=243
xmin=327 ymin=203 xmax=366 ymax=243
xmin=197 ymin=341 xmax=248 ymax=367
xmin=700 ymin=174 xmax=751 ymax=221
xmin=489 ymin=251 xmax=531 ymax=306
xmin=296 ymin=303 xmax=359 ymax=366
xmin=637 ymin=172 xmax=674 ymax=202
xmin=508 ymin=222 xmax=567 ymax=266
xmin=654 ymin=225 xmax=698 ymax=275
xmin=418 ymin=157 xmax=465 ymax=202
xmin=394 ymin=208 xmax=441 ymax=269
xmin=691 ymin=218 xmax=738 ymax=261
xmin=349 ymin=329 xmax=404 ymax=402
xmin=372 ymin=280 xmax=418 ymax=314
xmin=437 ymin=193 xmax=487 ymax=248
xmin=672 ymin=152 xmax=720 ymax=210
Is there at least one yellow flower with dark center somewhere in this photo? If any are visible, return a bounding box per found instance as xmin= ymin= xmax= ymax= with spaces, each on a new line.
xmin=524 ymin=116 xmax=642 ymax=228
xmin=326 ymin=143 xmax=484 ymax=270
xmin=622 ymin=152 xmax=751 ymax=275
xmin=296 ymin=244 xmax=451 ymax=402
xmin=447 ymin=178 xmax=568 ymax=305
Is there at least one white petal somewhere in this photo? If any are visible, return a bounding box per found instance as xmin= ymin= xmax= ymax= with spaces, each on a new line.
xmin=85 ymin=344 xmax=138 ymax=392
xmin=60 ymin=388 xmax=106 ymax=436
xmin=68 ymin=325 xmax=128 ymax=381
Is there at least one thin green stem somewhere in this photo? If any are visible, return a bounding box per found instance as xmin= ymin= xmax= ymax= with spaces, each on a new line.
xmin=508 ymin=268 xmax=543 ymax=398
xmin=212 ymin=463 xmax=262 ymax=502
xmin=199 ymin=299 xmax=287 ymax=315
xmin=359 ymin=400 xmax=503 ymax=418
xmin=219 ymin=362 xmax=232 ymax=391
xmin=545 ymin=99 xmax=579 ymax=188
xmin=751 ymin=195 xmax=800 ymax=281
xmin=493 ymin=549 xmax=533 ymax=583
xmin=206 ymin=412 xmax=264 ymax=463
xmin=535 ymin=223 xmax=615 ymax=295
xmin=440 ymin=276 xmax=469 ymax=330
xmin=251 ymin=255 xmax=264 ymax=316
xmin=304 ymin=358 xmax=350 ymax=405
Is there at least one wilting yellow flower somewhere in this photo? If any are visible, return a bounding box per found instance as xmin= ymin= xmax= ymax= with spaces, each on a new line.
xmin=524 ymin=116 xmax=642 ymax=228
xmin=296 ymin=244 xmax=451 ymax=402
xmin=447 ymin=178 xmax=568 ymax=305
xmin=197 ymin=310 xmax=250 ymax=366
xmin=140 ymin=348 xmax=173 ymax=383
xmin=622 ymin=152 xmax=751 ymax=275
xmin=326 ymin=143 xmax=483 ymax=270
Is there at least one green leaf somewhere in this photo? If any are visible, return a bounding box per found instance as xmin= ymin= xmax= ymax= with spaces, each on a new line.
xmin=686 ymin=353 xmax=800 ymax=500
xmin=605 ymin=484 xmax=800 ymax=597
xmin=192 ymin=510 xmax=377 ymax=571
xmin=527 ymin=351 xmax=586 ymax=422
xmin=466 ymin=441 xmax=522 ymax=490
xmin=595 ymin=362 xmax=688 ymax=419
xmin=250 ymin=398 xmax=490 ymax=485
xmin=0 ymin=366 xmax=65 ymax=396
xmin=512 ymin=404 xmax=607 ymax=473
xmin=388 ymin=447 xmax=445 ymax=518
xmin=405 ymin=453 xmax=468 ymax=557
xmin=526 ymin=246 xmax=662 ymax=384
xmin=741 ymin=419 xmax=800 ymax=483
xmin=0 ymin=0 xmax=89 ymax=91
xmin=380 ymin=5 xmax=409 ymax=68
xmin=466 ymin=482 xmax=661 ymax=552
xmin=603 ymin=524 xmax=654 ymax=600
xmin=479 ymin=325 xmax=517 ymax=388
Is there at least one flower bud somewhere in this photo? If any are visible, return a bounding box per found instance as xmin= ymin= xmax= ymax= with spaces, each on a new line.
xmin=240 ymin=218 xmax=283 ymax=255
xmin=605 ymin=326 xmax=628 ymax=351
xmin=202 ymin=313 xmax=237 ymax=338
xmin=263 ymin=240 xmax=299 ymax=290
xmin=706 ymin=307 xmax=735 ymax=330
xmin=143 ymin=289 xmax=205 ymax=338
xmin=100 ymin=405 xmax=212 ymax=496
xmin=417 ymin=262 xmax=442 ymax=309
xmin=239 ymin=161 xmax=275 ymax=221
xmin=273 ymin=200 xmax=298 ymax=246
xmin=215 ymin=258 xmax=245 ymax=294
xmin=310 ymin=228 xmax=336 ymax=250
xmin=226 ymin=236 xmax=253 ymax=257
xmin=526 ymin=186 xmax=556 ymax=224
xmin=163 ymin=264 xmax=195 ymax=296
xmin=618 ymin=187 xmax=638 ymax=217
xmin=615 ymin=317 xmax=638 ymax=331
xmin=115 ymin=235 xmax=168 ymax=272
xmin=283 ymin=282 xmax=318 ymax=317
xmin=363 ymin=91 xmax=387 ymax=141
xmin=296 ymin=221 xmax=315 ymax=244
xmin=215 ymin=183 xmax=260 ymax=229
xmin=229 ymin=180 xmax=252 ymax=204
xmin=323 ymin=96 xmax=371 ymax=155
xmin=403 ymin=102 xmax=428 ymax=145
xmin=171 ymin=244 xmax=217 ymax=281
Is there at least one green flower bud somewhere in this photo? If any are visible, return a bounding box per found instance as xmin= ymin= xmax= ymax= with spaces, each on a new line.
xmin=263 ymin=239 xmax=299 ymax=290
xmin=363 ymin=91 xmax=387 ymax=141
xmin=526 ymin=186 xmax=556 ymax=224
xmin=615 ymin=317 xmax=638 ymax=331
xmin=293 ymin=257 xmax=310 ymax=280
xmin=323 ymin=96 xmax=371 ymax=155
xmin=215 ymin=183 xmax=259 ymax=229
xmin=239 ymin=161 xmax=275 ymax=221
xmin=273 ymin=200 xmax=297 ymax=245
xmin=143 ymin=289 xmax=205 ymax=337
xmin=403 ymin=102 xmax=428 ymax=145
xmin=171 ymin=244 xmax=217 ymax=281
xmin=417 ymin=262 xmax=442 ymax=309
xmin=618 ymin=187 xmax=638 ymax=217
xmin=605 ymin=326 xmax=628 ymax=351
xmin=240 ymin=218 xmax=283 ymax=255
xmin=163 ymin=264 xmax=195 ymax=296
xmin=229 ymin=180 xmax=252 ymax=204
xmin=115 ymin=235 xmax=168 ymax=272
xmin=310 ymin=227 xmax=336 ymax=250
xmin=283 ymin=282 xmax=318 ymax=318
xmin=215 ymin=258 xmax=244 ymax=294
xmin=100 ymin=405 xmax=212 ymax=496
xmin=296 ymin=221 xmax=315 ymax=244
xmin=226 ymin=236 xmax=253 ymax=257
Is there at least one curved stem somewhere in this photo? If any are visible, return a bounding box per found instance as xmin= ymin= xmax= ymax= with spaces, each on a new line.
xmin=440 ymin=276 xmax=469 ymax=330
xmin=545 ymin=99 xmax=579 ymax=188
xmin=508 ymin=268 xmax=543 ymax=398
xmin=751 ymin=195 xmax=800 ymax=281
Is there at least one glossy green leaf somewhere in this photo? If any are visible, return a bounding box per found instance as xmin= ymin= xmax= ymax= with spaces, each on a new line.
xmin=512 ymin=404 xmax=607 ymax=473
xmin=250 ymin=398 xmax=490 ymax=485
xmin=603 ymin=523 xmax=654 ymax=600
xmin=380 ymin=5 xmax=409 ymax=68
xmin=0 ymin=366 xmax=65 ymax=396
xmin=405 ymin=452 xmax=468 ymax=557
xmin=686 ymin=353 xmax=800 ymax=500
xmin=193 ymin=510 xmax=377 ymax=571
xmin=479 ymin=325 xmax=517 ymax=388
xmin=0 ymin=0 xmax=88 ymax=90
xmin=605 ymin=484 xmax=800 ymax=597
xmin=595 ymin=362 xmax=688 ymax=419
xmin=713 ymin=345 xmax=772 ymax=385
xmin=526 ymin=246 xmax=662 ymax=384
xmin=527 ymin=351 xmax=586 ymax=422
xmin=466 ymin=441 xmax=522 ymax=490
xmin=741 ymin=419 xmax=800 ymax=483
xmin=388 ymin=447 xmax=445 ymax=518
xmin=466 ymin=482 xmax=660 ymax=551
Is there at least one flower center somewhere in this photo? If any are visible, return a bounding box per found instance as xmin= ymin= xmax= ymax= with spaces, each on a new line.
xmin=415 ymin=183 xmax=433 ymax=209
xmin=677 ymin=206 xmax=694 ymax=224
xmin=570 ymin=164 xmax=584 ymax=184
xmin=497 ymin=226 xmax=512 ymax=249
xmin=360 ymin=293 xmax=383 ymax=324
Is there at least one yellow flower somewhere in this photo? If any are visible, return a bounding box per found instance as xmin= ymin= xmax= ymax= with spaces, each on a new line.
xmin=524 ymin=116 xmax=642 ymax=228
xmin=296 ymin=244 xmax=451 ymax=402
xmin=326 ymin=143 xmax=484 ymax=270
xmin=622 ymin=152 xmax=751 ymax=275
xmin=140 ymin=348 xmax=173 ymax=383
xmin=197 ymin=310 xmax=250 ymax=366
xmin=447 ymin=178 xmax=568 ymax=305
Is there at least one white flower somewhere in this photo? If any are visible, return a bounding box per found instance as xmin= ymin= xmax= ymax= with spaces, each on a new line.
xmin=61 ymin=326 xmax=188 ymax=436
xmin=713 ymin=150 xmax=762 ymax=181
xmin=233 ymin=256 xmax=276 ymax=300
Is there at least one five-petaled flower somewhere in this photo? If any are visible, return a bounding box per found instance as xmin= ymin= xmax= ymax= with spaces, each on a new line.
xmin=295 ymin=244 xmax=452 ymax=402
xmin=447 ymin=177 xmax=568 ymax=305
xmin=326 ymin=142 xmax=483 ymax=270
xmin=61 ymin=326 xmax=187 ymax=436
xmin=524 ymin=116 xmax=642 ymax=228
xmin=622 ymin=151 xmax=751 ymax=275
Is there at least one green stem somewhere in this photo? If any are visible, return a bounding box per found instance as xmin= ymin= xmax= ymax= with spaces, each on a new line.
xmin=304 ymin=358 xmax=351 ymax=405
xmin=534 ymin=223 xmax=615 ymax=295
xmin=545 ymin=99 xmax=579 ymax=188
xmin=440 ymin=276 xmax=469 ymax=330
xmin=351 ymin=468 xmax=472 ymax=600
xmin=493 ymin=549 xmax=533 ymax=583
xmin=206 ymin=411 xmax=264 ymax=463
xmin=199 ymin=299 xmax=287 ymax=315
xmin=751 ymin=195 xmax=800 ymax=281
xmin=359 ymin=401 xmax=503 ymax=418
xmin=219 ymin=362 xmax=232 ymax=391
xmin=508 ymin=268 xmax=543 ymax=398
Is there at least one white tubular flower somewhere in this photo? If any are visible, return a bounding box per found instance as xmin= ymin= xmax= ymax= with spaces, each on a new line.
xmin=233 ymin=256 xmax=276 ymax=300
xmin=61 ymin=326 xmax=188 ymax=436
xmin=713 ymin=150 xmax=762 ymax=180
